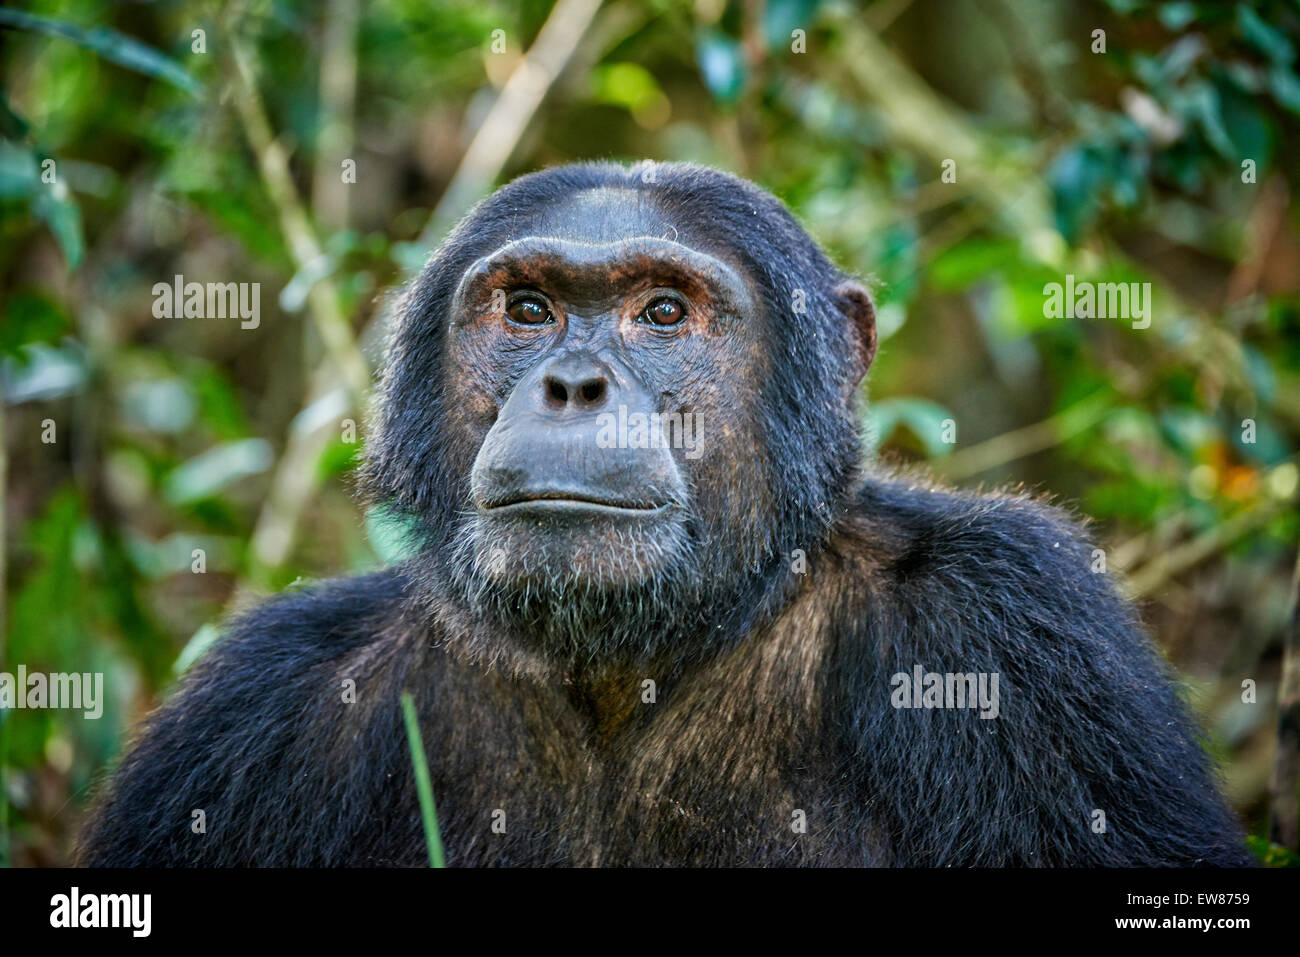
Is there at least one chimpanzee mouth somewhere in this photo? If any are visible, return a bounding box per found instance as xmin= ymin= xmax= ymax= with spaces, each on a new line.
xmin=480 ymin=490 xmax=673 ymax=516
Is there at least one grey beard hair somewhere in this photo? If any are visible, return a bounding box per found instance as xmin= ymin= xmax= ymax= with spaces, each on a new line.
xmin=442 ymin=513 xmax=705 ymax=667
xmin=414 ymin=499 xmax=797 ymax=672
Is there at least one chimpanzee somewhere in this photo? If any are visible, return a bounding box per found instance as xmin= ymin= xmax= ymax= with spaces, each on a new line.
xmin=79 ymin=162 xmax=1250 ymax=866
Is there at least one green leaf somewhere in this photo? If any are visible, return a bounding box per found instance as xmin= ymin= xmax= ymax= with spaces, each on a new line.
xmin=591 ymin=62 xmax=664 ymax=112
xmin=1047 ymin=146 xmax=1106 ymax=243
xmin=1245 ymin=835 xmax=1300 ymax=867
xmin=121 ymin=378 xmax=197 ymax=433
xmin=1215 ymin=75 xmax=1271 ymax=164
xmin=174 ymin=622 xmax=222 ymax=674
xmin=163 ymin=438 xmax=274 ymax=504
xmin=10 ymin=488 xmax=85 ymax=667
xmin=31 ymin=182 xmax=85 ymax=267
xmin=0 ymin=9 xmax=200 ymax=96
xmin=1 ymin=340 xmax=87 ymax=402
xmin=0 ymin=292 xmax=69 ymax=356
xmin=1159 ymin=35 xmax=1207 ymax=85
xmin=0 ymin=139 xmax=39 ymax=198
xmin=928 ymin=239 xmax=1019 ymax=291
xmin=316 ymin=436 xmax=362 ymax=481
xmin=1268 ymin=65 xmax=1300 ymax=113
xmin=763 ymin=0 xmax=821 ymax=49
xmin=1236 ymin=6 xmax=1295 ymax=66
xmin=1241 ymin=343 xmax=1276 ymax=404
xmin=1157 ymin=407 xmax=1220 ymax=456
xmin=866 ymin=397 xmax=956 ymax=458
xmin=365 ymin=506 xmax=422 ymax=564
xmin=876 ymin=222 xmax=920 ymax=303
xmin=1157 ymin=2 xmax=1197 ymax=31
xmin=1186 ymin=80 xmax=1235 ymax=158
xmin=696 ymin=31 xmax=746 ymax=104
xmin=0 ymin=90 xmax=30 ymax=139
xmin=188 ymin=365 xmax=253 ymax=439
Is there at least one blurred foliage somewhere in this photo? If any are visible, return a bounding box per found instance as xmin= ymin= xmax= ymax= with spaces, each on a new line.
xmin=1 ymin=0 xmax=1299 ymax=865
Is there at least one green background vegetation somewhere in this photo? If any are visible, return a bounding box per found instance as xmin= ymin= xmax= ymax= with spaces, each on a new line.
xmin=1 ymin=0 xmax=1298 ymax=865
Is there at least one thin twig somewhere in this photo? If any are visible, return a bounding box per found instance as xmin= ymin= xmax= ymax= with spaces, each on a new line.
xmin=245 ymin=373 xmax=347 ymax=581
xmin=864 ymin=0 xmax=915 ymax=33
xmin=934 ymin=391 xmax=1114 ymax=480
xmin=228 ymin=34 xmax=370 ymax=401
xmin=1226 ymin=175 xmax=1289 ymax=305
xmin=311 ymin=0 xmax=359 ymax=231
xmin=1125 ymin=502 xmax=1287 ymax=599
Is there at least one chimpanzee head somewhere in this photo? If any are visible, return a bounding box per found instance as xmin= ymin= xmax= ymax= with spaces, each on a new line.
xmin=365 ymin=162 xmax=875 ymax=660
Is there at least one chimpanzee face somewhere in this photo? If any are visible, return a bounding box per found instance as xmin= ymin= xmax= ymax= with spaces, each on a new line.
xmin=368 ymin=165 xmax=875 ymax=647
xmin=445 ymin=187 xmax=767 ymax=589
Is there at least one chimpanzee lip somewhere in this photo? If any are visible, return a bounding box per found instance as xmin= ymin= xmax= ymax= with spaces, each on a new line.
xmin=481 ymin=491 xmax=672 ymax=515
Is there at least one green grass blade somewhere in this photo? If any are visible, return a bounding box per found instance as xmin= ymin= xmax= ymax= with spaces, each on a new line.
xmin=400 ymin=691 xmax=446 ymax=868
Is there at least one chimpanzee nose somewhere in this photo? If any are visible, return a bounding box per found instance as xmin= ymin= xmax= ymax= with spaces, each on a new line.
xmin=540 ymin=355 xmax=610 ymax=413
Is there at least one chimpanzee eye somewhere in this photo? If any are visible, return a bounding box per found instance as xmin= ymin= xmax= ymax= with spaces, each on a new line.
xmin=507 ymin=296 xmax=554 ymax=326
xmin=640 ymin=297 xmax=686 ymax=327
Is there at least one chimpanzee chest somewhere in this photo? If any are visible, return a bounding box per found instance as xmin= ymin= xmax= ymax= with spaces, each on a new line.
xmin=426 ymin=725 xmax=869 ymax=866
xmin=412 ymin=633 xmax=876 ymax=867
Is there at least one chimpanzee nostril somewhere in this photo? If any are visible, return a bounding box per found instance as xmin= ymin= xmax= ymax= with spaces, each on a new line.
xmin=545 ymin=377 xmax=569 ymax=407
xmin=541 ymin=366 xmax=610 ymax=412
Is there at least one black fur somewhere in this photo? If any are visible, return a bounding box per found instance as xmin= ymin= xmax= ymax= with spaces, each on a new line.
xmin=78 ymin=163 xmax=1250 ymax=866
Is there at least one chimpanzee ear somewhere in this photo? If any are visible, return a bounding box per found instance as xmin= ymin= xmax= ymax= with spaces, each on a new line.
xmin=833 ymin=279 xmax=877 ymax=380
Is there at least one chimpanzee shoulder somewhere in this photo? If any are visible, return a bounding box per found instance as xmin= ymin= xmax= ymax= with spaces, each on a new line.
xmin=825 ymin=473 xmax=1251 ymax=866
xmin=77 ymin=568 xmax=413 ymax=866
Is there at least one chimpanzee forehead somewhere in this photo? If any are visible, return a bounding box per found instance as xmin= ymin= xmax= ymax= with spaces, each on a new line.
xmin=527 ymin=186 xmax=687 ymax=246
